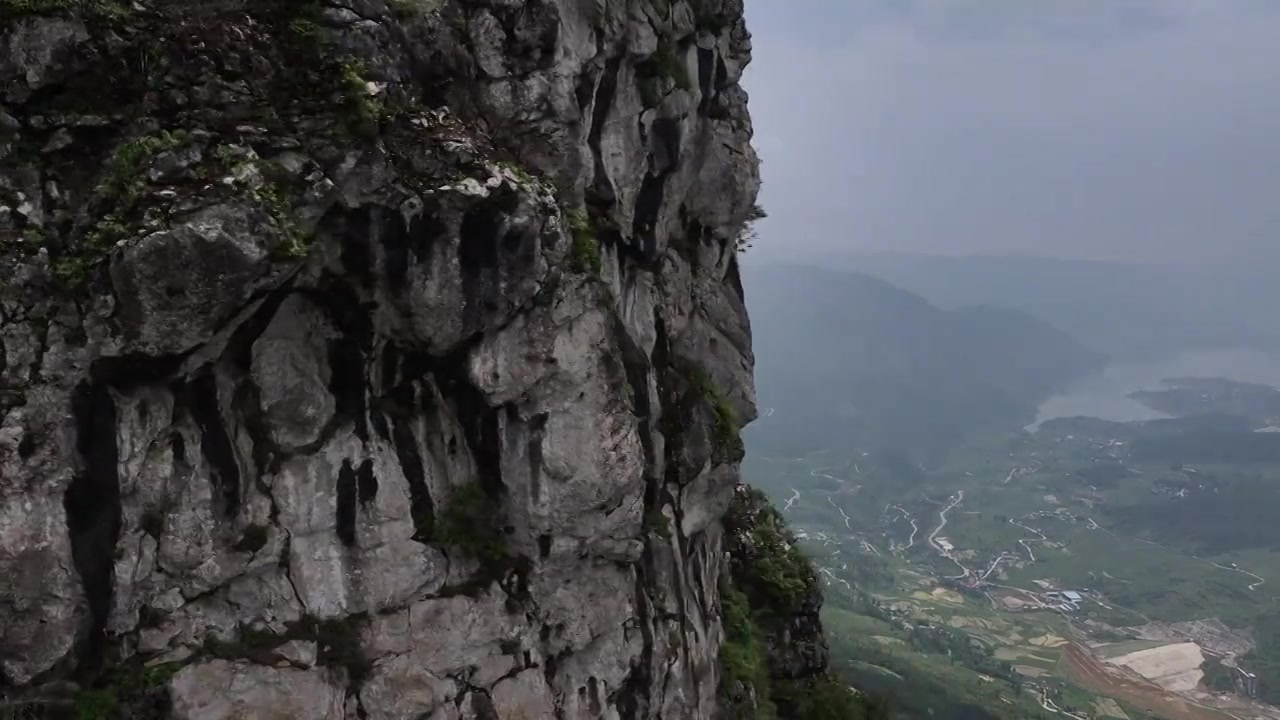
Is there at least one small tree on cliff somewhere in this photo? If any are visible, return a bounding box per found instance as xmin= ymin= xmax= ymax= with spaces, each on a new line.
xmin=735 ymin=203 xmax=767 ymax=253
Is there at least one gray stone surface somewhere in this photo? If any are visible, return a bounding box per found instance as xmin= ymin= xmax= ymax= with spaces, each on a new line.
xmin=0 ymin=0 xmax=760 ymax=716
xmin=169 ymin=660 xmax=346 ymax=720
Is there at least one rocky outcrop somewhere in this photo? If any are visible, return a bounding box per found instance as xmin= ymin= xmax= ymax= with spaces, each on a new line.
xmin=719 ymin=486 xmax=875 ymax=720
xmin=0 ymin=1 xmax=759 ymax=717
xmin=723 ymin=487 xmax=829 ymax=681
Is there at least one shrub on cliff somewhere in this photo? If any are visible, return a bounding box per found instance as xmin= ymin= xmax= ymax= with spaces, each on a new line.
xmin=719 ymin=485 xmax=885 ymax=719
xmin=725 ymin=486 xmax=818 ymax=616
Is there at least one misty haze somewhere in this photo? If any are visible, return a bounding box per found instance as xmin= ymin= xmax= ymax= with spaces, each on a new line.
xmin=3 ymin=1 xmax=1280 ymax=720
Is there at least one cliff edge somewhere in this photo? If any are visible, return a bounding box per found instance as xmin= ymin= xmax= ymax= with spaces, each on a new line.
xmin=0 ymin=0 xmax=760 ymax=717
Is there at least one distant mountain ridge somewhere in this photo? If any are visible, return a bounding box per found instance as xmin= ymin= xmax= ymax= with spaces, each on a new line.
xmin=744 ymin=263 xmax=1106 ymax=456
xmin=820 ymin=252 xmax=1280 ymax=360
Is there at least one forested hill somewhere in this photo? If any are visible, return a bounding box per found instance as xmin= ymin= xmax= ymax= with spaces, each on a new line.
xmin=743 ymin=264 xmax=1106 ymax=456
xmin=832 ymin=252 xmax=1280 ymax=359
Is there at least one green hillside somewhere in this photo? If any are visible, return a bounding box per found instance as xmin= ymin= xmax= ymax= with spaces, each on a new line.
xmin=744 ymin=264 xmax=1105 ymax=458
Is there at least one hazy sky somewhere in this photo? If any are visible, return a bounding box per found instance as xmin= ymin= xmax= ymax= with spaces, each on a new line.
xmin=742 ymin=0 xmax=1280 ymax=270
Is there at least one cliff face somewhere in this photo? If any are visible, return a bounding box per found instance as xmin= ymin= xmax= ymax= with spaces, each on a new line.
xmin=0 ymin=1 xmax=759 ymax=717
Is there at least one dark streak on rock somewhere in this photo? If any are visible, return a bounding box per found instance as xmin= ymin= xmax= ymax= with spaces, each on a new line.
xmin=632 ymin=173 xmax=665 ymax=261
xmin=459 ymin=193 xmax=513 ymax=276
xmin=225 ymin=286 xmax=301 ymax=477
xmin=388 ymin=384 xmax=435 ymax=544
xmin=315 ymin=281 xmax=374 ymax=445
xmin=341 ymin=207 xmax=375 ymax=289
xmin=586 ymin=57 xmax=622 ymax=208
xmin=696 ymin=46 xmax=715 ymax=112
xmin=336 ymin=459 xmax=358 ymax=547
xmin=527 ymin=412 xmax=548 ymax=500
xmin=185 ymin=373 xmax=242 ymax=520
xmin=87 ymin=353 xmax=185 ymax=389
xmin=634 ymin=115 xmax=686 ymax=261
xmin=356 ymin=458 xmax=378 ymax=505
xmin=397 ymin=206 xmax=449 ymax=292
xmin=64 ymin=382 xmax=122 ymax=674
xmin=469 ymin=689 xmax=499 ymax=720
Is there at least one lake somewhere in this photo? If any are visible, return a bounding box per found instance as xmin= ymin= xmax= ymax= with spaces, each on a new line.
xmin=1029 ymin=347 xmax=1280 ymax=429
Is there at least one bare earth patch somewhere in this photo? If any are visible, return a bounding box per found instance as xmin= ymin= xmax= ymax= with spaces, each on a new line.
xmin=1107 ymin=641 xmax=1205 ymax=694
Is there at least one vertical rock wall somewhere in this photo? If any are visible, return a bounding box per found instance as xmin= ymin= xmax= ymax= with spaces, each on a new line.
xmin=0 ymin=0 xmax=759 ymax=717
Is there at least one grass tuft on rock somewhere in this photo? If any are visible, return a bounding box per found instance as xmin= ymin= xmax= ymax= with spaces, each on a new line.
xmin=65 ymin=659 xmax=187 ymax=720
xmin=338 ymin=60 xmax=384 ymax=139
xmin=436 ymin=482 xmax=509 ymax=564
xmin=255 ymin=183 xmax=309 ymax=259
xmin=52 ymin=130 xmax=192 ymax=290
xmin=565 ymin=207 xmax=602 ymax=276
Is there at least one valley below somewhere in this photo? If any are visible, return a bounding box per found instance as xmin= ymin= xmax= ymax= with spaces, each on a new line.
xmin=744 ymin=371 xmax=1280 ymax=720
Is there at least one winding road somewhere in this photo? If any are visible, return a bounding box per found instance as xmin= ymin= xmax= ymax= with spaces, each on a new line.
xmin=979 ymin=552 xmax=1018 ymax=582
xmin=784 ymin=488 xmax=800 ymax=511
xmin=1038 ymin=689 xmax=1090 ymax=720
xmin=1009 ymin=517 xmax=1047 ymax=563
xmin=928 ymin=491 xmax=970 ymax=578
xmin=1208 ymin=561 xmax=1266 ymax=592
xmin=811 ymin=466 xmax=844 ymax=483
xmin=892 ymin=505 xmax=919 ymax=552
xmin=927 ymin=491 xmax=964 ymax=550
xmin=828 ymin=495 xmax=854 ymax=531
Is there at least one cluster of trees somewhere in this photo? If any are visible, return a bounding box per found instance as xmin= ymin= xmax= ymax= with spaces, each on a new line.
xmin=1130 ymin=430 xmax=1280 ymax=464
xmin=905 ymin=624 xmax=1022 ymax=689
xmin=1111 ymin=474 xmax=1280 ymax=554
xmin=1200 ymin=657 xmax=1239 ymax=694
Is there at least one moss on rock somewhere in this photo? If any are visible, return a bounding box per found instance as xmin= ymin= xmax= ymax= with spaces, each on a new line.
xmin=691 ymin=368 xmax=742 ymax=462
xmin=436 ymin=482 xmax=509 ymax=565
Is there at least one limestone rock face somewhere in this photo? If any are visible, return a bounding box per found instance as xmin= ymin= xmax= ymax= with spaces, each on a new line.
xmin=0 ymin=1 xmax=759 ymax=718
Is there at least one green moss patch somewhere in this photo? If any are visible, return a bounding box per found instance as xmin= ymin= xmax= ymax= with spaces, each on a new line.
xmin=565 ymin=207 xmax=601 ymax=276
xmin=654 ymin=39 xmax=691 ymax=91
xmin=436 ymin=482 xmax=509 ymax=565
xmin=65 ymin=659 xmax=186 ymax=720
xmin=690 ymin=368 xmax=741 ymax=460
xmin=52 ymin=130 xmax=192 ymax=290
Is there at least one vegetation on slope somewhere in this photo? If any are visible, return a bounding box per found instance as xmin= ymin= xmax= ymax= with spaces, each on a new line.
xmin=719 ymin=485 xmax=885 ymax=720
